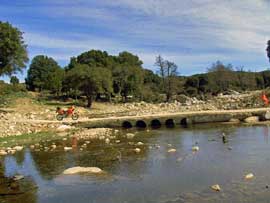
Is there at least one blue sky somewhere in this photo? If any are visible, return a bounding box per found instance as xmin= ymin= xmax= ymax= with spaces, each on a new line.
xmin=1 ymin=0 xmax=270 ymax=82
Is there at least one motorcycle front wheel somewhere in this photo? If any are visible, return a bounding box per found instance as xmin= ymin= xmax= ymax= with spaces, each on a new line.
xmin=72 ymin=113 xmax=79 ymax=120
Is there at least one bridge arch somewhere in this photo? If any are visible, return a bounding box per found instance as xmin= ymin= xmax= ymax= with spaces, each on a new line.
xmin=151 ymin=119 xmax=162 ymax=128
xmin=122 ymin=121 xmax=132 ymax=128
xmin=180 ymin=118 xmax=188 ymax=126
xmin=136 ymin=120 xmax=147 ymax=128
xmin=165 ymin=119 xmax=175 ymax=127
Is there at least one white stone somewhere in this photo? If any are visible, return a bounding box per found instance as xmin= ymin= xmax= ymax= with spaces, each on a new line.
xmin=265 ymin=111 xmax=270 ymax=120
xmin=211 ymin=184 xmax=221 ymax=191
xmin=244 ymin=116 xmax=259 ymax=123
xmin=63 ymin=166 xmax=103 ymax=175
xmin=137 ymin=142 xmax=144 ymax=146
xmin=56 ymin=125 xmax=73 ymax=132
xmin=0 ymin=150 xmax=7 ymax=155
xmin=126 ymin=133 xmax=135 ymax=139
xmin=64 ymin=147 xmax=72 ymax=151
xmin=192 ymin=146 xmax=199 ymax=152
xmin=134 ymin=148 xmax=141 ymax=153
xmin=105 ymin=138 xmax=110 ymax=144
xmin=13 ymin=146 xmax=23 ymax=151
xmin=245 ymin=173 xmax=254 ymax=180
xmin=51 ymin=145 xmax=57 ymax=149
xmin=168 ymin=148 xmax=177 ymax=153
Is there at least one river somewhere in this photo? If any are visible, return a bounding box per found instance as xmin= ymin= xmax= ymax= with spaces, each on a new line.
xmin=1 ymin=124 xmax=270 ymax=203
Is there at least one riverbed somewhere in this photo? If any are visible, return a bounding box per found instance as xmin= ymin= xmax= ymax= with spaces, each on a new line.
xmin=1 ymin=124 xmax=270 ymax=203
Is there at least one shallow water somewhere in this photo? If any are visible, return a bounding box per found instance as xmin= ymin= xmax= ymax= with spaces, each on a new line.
xmin=2 ymin=124 xmax=270 ymax=203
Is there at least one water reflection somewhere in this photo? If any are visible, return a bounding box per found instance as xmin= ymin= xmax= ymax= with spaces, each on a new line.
xmin=2 ymin=125 xmax=270 ymax=202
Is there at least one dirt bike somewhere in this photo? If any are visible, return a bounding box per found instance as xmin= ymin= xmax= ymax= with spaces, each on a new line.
xmin=56 ymin=110 xmax=79 ymax=121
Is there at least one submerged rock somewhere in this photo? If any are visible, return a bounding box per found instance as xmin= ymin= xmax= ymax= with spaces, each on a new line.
xmin=211 ymin=184 xmax=221 ymax=191
xmin=63 ymin=166 xmax=103 ymax=175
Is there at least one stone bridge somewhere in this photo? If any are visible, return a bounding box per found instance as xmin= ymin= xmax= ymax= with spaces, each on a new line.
xmin=75 ymin=108 xmax=270 ymax=129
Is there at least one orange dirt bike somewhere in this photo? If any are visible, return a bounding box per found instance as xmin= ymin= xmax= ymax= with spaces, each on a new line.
xmin=56 ymin=108 xmax=79 ymax=121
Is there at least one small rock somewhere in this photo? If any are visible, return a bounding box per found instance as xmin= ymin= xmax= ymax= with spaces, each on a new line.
xmin=137 ymin=142 xmax=144 ymax=146
xmin=177 ymin=157 xmax=183 ymax=162
xmin=51 ymin=145 xmax=57 ymax=149
xmin=211 ymin=184 xmax=221 ymax=192
xmin=105 ymin=138 xmax=110 ymax=144
xmin=13 ymin=146 xmax=23 ymax=151
xmin=134 ymin=148 xmax=141 ymax=153
xmin=192 ymin=146 xmax=199 ymax=152
xmin=245 ymin=173 xmax=254 ymax=180
xmin=126 ymin=133 xmax=135 ymax=139
xmin=0 ymin=150 xmax=7 ymax=156
xmin=62 ymin=138 xmax=67 ymax=141
xmin=168 ymin=148 xmax=177 ymax=153
xmin=115 ymin=140 xmax=121 ymax=143
xmin=29 ymin=145 xmax=35 ymax=149
xmin=13 ymin=175 xmax=24 ymax=181
xmin=244 ymin=116 xmax=259 ymax=123
xmin=56 ymin=125 xmax=73 ymax=132
xmin=63 ymin=166 xmax=103 ymax=175
xmin=64 ymin=147 xmax=72 ymax=151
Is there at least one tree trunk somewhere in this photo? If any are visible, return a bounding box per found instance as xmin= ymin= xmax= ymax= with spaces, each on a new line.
xmin=87 ymin=96 xmax=93 ymax=108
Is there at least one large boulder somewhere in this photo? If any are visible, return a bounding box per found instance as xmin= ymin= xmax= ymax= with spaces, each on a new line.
xmin=63 ymin=166 xmax=103 ymax=175
xmin=264 ymin=111 xmax=270 ymax=120
xmin=244 ymin=116 xmax=259 ymax=123
xmin=56 ymin=125 xmax=73 ymax=132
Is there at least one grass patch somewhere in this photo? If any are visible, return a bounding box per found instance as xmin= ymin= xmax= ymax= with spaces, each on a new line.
xmin=0 ymin=131 xmax=59 ymax=148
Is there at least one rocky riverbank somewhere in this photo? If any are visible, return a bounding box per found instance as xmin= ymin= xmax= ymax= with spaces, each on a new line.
xmin=0 ymin=90 xmax=267 ymax=138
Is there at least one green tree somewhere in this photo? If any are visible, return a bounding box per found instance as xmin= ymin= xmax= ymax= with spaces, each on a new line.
xmin=0 ymin=21 xmax=28 ymax=76
xmin=113 ymin=65 xmax=144 ymax=102
xmin=26 ymin=55 xmax=63 ymax=92
xmin=10 ymin=75 xmax=19 ymax=85
xmin=65 ymin=64 xmax=113 ymax=107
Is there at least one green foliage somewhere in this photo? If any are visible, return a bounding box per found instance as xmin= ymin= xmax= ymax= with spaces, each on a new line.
xmin=0 ymin=21 xmax=29 ymax=76
xmin=26 ymin=55 xmax=63 ymax=93
xmin=65 ymin=64 xmax=113 ymax=107
xmin=10 ymin=75 xmax=19 ymax=85
xmin=0 ymin=81 xmax=27 ymax=107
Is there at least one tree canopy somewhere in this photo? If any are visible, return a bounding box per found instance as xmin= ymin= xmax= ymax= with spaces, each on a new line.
xmin=26 ymin=55 xmax=63 ymax=92
xmin=0 ymin=21 xmax=28 ymax=76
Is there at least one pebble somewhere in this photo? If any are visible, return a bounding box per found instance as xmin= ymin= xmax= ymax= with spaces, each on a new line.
xmin=0 ymin=150 xmax=7 ymax=156
xmin=211 ymin=184 xmax=221 ymax=191
xmin=105 ymin=138 xmax=110 ymax=144
xmin=245 ymin=173 xmax=254 ymax=180
xmin=13 ymin=146 xmax=23 ymax=151
xmin=168 ymin=148 xmax=177 ymax=153
xmin=137 ymin=142 xmax=144 ymax=146
xmin=192 ymin=146 xmax=199 ymax=152
xmin=134 ymin=148 xmax=141 ymax=153
xmin=64 ymin=147 xmax=72 ymax=151
xmin=51 ymin=144 xmax=57 ymax=149
xmin=126 ymin=133 xmax=135 ymax=139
